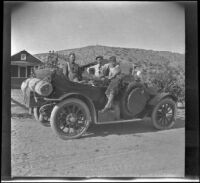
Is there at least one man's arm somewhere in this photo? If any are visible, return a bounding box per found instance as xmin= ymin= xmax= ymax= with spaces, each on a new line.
xmin=86 ymin=65 xmax=96 ymax=74
xmin=108 ymin=65 xmax=121 ymax=80
xmin=100 ymin=63 xmax=110 ymax=78
xmin=63 ymin=63 xmax=69 ymax=78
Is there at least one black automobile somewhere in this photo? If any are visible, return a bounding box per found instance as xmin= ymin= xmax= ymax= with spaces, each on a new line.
xmin=21 ymin=61 xmax=177 ymax=140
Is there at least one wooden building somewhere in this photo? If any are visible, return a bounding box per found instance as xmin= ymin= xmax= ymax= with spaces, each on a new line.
xmin=11 ymin=50 xmax=43 ymax=88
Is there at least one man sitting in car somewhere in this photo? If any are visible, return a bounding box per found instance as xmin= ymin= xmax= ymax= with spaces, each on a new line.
xmin=63 ymin=52 xmax=81 ymax=82
xmin=100 ymin=56 xmax=122 ymax=113
xmin=86 ymin=55 xmax=109 ymax=78
xmin=131 ymin=63 xmax=143 ymax=81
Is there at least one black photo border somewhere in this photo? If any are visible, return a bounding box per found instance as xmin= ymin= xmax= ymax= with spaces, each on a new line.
xmin=1 ymin=1 xmax=199 ymax=181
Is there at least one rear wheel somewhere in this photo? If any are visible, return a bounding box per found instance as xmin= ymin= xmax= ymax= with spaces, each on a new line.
xmin=50 ymin=98 xmax=91 ymax=140
xmin=151 ymin=98 xmax=177 ymax=130
xmin=33 ymin=107 xmax=50 ymax=127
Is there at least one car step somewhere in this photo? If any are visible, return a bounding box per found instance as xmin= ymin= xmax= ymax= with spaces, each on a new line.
xmin=95 ymin=118 xmax=147 ymax=125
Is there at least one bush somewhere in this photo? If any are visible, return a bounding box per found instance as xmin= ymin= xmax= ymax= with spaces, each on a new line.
xmin=142 ymin=62 xmax=185 ymax=103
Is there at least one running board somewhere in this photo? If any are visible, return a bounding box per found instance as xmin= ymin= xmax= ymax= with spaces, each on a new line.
xmin=95 ymin=118 xmax=143 ymax=125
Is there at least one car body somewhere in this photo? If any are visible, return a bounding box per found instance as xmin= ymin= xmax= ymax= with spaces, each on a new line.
xmin=22 ymin=62 xmax=178 ymax=140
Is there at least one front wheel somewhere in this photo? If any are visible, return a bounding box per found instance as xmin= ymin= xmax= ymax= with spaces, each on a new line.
xmin=151 ymin=98 xmax=177 ymax=130
xmin=50 ymin=98 xmax=91 ymax=140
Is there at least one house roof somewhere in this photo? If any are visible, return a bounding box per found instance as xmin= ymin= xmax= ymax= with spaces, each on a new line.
xmin=11 ymin=50 xmax=43 ymax=65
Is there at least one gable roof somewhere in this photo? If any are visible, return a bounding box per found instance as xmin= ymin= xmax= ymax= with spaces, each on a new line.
xmin=11 ymin=50 xmax=43 ymax=65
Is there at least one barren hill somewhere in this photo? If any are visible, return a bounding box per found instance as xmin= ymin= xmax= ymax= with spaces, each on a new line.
xmin=34 ymin=45 xmax=185 ymax=69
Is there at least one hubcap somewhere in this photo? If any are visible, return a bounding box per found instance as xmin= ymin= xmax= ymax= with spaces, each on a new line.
xmin=66 ymin=113 xmax=77 ymax=123
xmin=56 ymin=103 xmax=87 ymax=136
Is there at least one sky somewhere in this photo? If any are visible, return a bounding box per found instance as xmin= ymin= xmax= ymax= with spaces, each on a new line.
xmin=11 ymin=1 xmax=185 ymax=55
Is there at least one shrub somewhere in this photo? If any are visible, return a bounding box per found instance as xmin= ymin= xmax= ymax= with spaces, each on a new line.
xmin=142 ymin=62 xmax=185 ymax=103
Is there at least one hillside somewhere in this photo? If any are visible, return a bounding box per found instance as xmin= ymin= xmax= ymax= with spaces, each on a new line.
xmin=34 ymin=45 xmax=185 ymax=69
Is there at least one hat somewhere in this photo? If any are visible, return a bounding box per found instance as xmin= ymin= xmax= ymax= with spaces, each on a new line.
xmin=109 ymin=56 xmax=117 ymax=63
xmin=96 ymin=55 xmax=103 ymax=60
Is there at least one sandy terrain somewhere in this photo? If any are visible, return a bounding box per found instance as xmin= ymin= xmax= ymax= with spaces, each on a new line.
xmin=11 ymin=89 xmax=185 ymax=177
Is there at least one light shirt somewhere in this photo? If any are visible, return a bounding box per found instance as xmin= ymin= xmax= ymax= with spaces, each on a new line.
xmin=132 ymin=68 xmax=142 ymax=76
xmin=63 ymin=62 xmax=80 ymax=82
xmin=87 ymin=63 xmax=110 ymax=77
xmin=108 ymin=65 xmax=121 ymax=79
xmin=133 ymin=69 xmax=143 ymax=82
xmin=136 ymin=70 xmax=141 ymax=76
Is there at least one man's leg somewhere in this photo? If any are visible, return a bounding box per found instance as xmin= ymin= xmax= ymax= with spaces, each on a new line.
xmin=100 ymin=76 xmax=121 ymax=113
xmin=100 ymin=91 xmax=114 ymax=113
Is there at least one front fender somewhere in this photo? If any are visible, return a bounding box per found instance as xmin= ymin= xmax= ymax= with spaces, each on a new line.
xmin=148 ymin=92 xmax=178 ymax=106
xmin=50 ymin=92 xmax=97 ymax=124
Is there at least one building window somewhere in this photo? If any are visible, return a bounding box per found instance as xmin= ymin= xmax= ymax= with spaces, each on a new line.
xmin=27 ymin=66 xmax=32 ymax=77
xmin=21 ymin=54 xmax=26 ymax=61
xmin=11 ymin=65 xmax=18 ymax=77
xmin=19 ymin=66 xmax=26 ymax=77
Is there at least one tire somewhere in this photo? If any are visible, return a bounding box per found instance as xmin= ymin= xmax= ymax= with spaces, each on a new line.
xmin=33 ymin=107 xmax=50 ymax=127
xmin=50 ymin=98 xmax=91 ymax=140
xmin=151 ymin=98 xmax=177 ymax=130
xmin=120 ymin=85 xmax=137 ymax=119
xmin=120 ymin=83 xmax=146 ymax=119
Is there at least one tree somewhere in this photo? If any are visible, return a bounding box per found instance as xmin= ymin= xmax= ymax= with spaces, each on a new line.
xmin=45 ymin=50 xmax=59 ymax=69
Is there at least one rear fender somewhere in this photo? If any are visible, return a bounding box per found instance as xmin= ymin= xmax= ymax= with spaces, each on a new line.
xmin=147 ymin=92 xmax=178 ymax=106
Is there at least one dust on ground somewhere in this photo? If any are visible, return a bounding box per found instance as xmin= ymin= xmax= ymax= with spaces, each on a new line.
xmin=11 ymin=89 xmax=185 ymax=177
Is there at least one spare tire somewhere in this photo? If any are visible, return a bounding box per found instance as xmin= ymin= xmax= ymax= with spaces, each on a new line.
xmin=127 ymin=88 xmax=147 ymax=115
xmin=35 ymin=80 xmax=53 ymax=96
xmin=27 ymin=78 xmax=53 ymax=97
xmin=120 ymin=83 xmax=147 ymax=119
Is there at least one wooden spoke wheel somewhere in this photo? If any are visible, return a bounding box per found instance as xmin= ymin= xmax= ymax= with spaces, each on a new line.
xmin=50 ymin=98 xmax=91 ymax=140
xmin=151 ymin=98 xmax=177 ymax=130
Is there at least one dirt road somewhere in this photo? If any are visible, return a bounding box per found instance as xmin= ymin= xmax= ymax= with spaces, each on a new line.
xmin=11 ymin=89 xmax=185 ymax=177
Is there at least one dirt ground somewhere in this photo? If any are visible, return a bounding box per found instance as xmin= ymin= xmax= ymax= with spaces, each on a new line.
xmin=11 ymin=89 xmax=185 ymax=177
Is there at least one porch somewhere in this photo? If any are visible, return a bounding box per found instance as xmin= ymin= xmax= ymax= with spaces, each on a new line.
xmin=11 ymin=62 xmax=39 ymax=89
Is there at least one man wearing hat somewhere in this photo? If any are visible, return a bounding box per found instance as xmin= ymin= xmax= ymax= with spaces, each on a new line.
xmin=100 ymin=56 xmax=122 ymax=113
xmin=129 ymin=62 xmax=143 ymax=82
xmin=63 ymin=52 xmax=81 ymax=82
xmin=86 ymin=55 xmax=107 ymax=77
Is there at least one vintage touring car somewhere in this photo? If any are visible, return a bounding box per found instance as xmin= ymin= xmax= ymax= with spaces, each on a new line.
xmin=21 ymin=62 xmax=178 ymax=140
